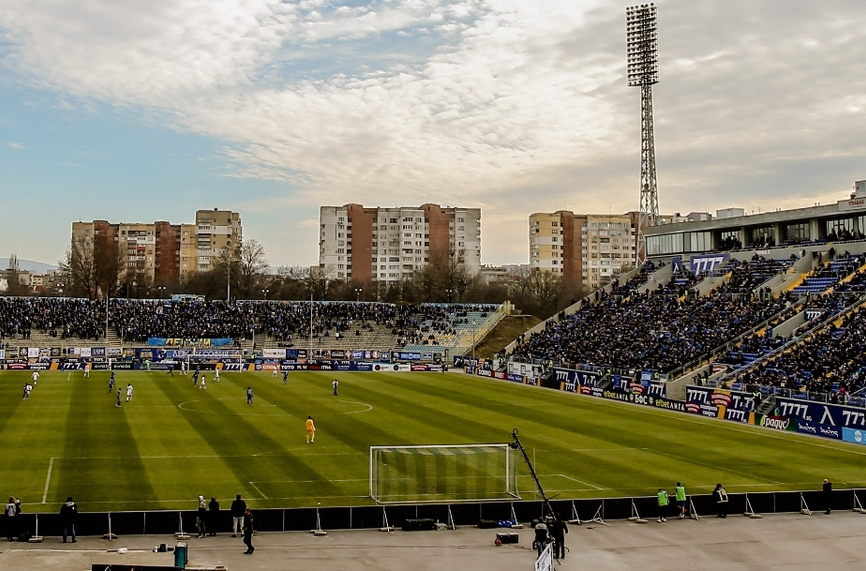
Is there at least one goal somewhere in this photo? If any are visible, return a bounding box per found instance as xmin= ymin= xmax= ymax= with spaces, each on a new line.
xmin=369 ymin=444 xmax=520 ymax=504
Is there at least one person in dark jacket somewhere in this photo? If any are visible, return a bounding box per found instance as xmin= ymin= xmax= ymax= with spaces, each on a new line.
xmin=5 ymin=496 xmax=18 ymax=541
xmin=548 ymin=515 xmax=568 ymax=559
xmin=60 ymin=496 xmax=78 ymax=543
xmin=713 ymin=483 xmax=728 ymax=518
xmin=208 ymin=497 xmax=220 ymax=536
xmin=823 ymin=478 xmax=833 ymax=514
xmin=230 ymin=494 xmax=246 ymax=538
xmin=242 ymin=508 xmax=255 ymax=554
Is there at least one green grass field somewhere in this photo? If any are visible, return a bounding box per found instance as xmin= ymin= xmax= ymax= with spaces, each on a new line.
xmin=1 ymin=369 xmax=864 ymax=514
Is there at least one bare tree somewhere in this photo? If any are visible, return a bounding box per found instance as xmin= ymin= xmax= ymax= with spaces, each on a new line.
xmin=58 ymin=235 xmax=99 ymax=299
xmin=235 ymin=239 xmax=269 ymax=299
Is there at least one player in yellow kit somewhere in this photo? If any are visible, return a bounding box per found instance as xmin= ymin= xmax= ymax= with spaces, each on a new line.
xmin=305 ymin=416 xmax=316 ymax=444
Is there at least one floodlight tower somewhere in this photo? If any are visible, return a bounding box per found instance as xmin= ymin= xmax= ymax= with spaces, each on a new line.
xmin=626 ymin=3 xmax=660 ymax=265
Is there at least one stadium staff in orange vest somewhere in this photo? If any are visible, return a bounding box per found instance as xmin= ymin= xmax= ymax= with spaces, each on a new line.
xmin=305 ymin=416 xmax=316 ymax=444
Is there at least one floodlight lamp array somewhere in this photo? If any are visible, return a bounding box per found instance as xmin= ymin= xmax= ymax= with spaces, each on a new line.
xmin=625 ymin=4 xmax=658 ymax=86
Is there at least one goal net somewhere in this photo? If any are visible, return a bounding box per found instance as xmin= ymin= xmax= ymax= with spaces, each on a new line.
xmin=369 ymin=443 xmax=520 ymax=504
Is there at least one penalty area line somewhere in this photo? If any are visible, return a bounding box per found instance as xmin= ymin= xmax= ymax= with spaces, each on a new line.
xmin=550 ymin=473 xmax=604 ymax=490
xmin=249 ymin=482 xmax=269 ymax=499
xmin=42 ymin=457 xmax=54 ymax=504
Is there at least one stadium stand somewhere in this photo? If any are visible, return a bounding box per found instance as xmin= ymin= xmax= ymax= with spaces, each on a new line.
xmin=0 ymin=298 xmax=506 ymax=355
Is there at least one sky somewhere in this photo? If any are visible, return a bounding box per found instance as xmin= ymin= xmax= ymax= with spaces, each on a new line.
xmin=1 ymin=0 xmax=865 ymax=268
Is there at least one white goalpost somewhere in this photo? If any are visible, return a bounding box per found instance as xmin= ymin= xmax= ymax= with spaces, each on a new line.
xmin=370 ymin=444 xmax=520 ymax=504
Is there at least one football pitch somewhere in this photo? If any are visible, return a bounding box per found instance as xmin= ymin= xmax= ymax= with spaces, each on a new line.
xmin=1 ymin=369 xmax=864 ymax=513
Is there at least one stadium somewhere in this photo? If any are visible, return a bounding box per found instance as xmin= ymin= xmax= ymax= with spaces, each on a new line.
xmin=4 ymin=1 xmax=866 ymax=569
xmin=4 ymin=203 xmax=866 ymax=526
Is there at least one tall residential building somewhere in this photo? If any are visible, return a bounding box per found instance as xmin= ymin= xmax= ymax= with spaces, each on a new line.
xmin=319 ymin=204 xmax=482 ymax=283
xmin=529 ymin=211 xmax=639 ymax=288
xmin=194 ymin=209 xmax=243 ymax=273
xmin=70 ymin=208 xmax=242 ymax=285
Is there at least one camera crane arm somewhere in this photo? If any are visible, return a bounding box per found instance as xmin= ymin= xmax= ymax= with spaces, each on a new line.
xmin=510 ymin=428 xmax=555 ymax=519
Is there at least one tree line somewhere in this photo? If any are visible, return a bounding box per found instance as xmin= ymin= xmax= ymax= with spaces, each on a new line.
xmin=31 ymin=238 xmax=590 ymax=320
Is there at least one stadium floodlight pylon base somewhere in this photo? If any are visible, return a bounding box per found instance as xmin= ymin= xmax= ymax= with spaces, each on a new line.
xmin=800 ymin=493 xmax=812 ymax=516
xmin=853 ymin=491 xmax=866 ymax=514
xmin=744 ymin=495 xmax=763 ymax=519
xmin=628 ymin=499 xmax=648 ymax=524
xmin=175 ymin=511 xmax=190 ymax=540
xmin=379 ymin=506 xmax=394 ymax=533
xmin=568 ymin=501 xmax=581 ymax=525
xmin=688 ymin=498 xmax=700 ymax=521
xmin=311 ymin=504 xmax=328 ymax=536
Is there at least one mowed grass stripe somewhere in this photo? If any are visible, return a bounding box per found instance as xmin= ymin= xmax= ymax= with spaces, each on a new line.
xmin=0 ymin=377 xmax=58 ymax=504
xmin=5 ymin=369 xmax=866 ymax=512
xmin=59 ymin=374 xmax=158 ymax=507
xmin=154 ymin=374 xmax=344 ymax=505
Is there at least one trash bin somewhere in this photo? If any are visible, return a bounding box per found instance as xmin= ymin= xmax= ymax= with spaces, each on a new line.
xmin=174 ymin=540 xmax=188 ymax=569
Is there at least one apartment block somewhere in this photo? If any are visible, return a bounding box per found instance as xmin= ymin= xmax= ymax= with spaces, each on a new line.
xmin=530 ymin=211 xmax=638 ymax=288
xmin=319 ymin=203 xmax=481 ymax=283
xmin=71 ymin=208 xmax=242 ymax=285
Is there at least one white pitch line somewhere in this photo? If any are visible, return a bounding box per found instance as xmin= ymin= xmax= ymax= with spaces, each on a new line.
xmin=42 ymin=457 xmax=54 ymax=504
xmin=66 ymin=372 xmax=70 ymax=382
xmin=341 ymin=400 xmax=373 ymax=414
xmin=249 ymin=482 xmax=269 ymax=499
xmin=551 ymin=473 xmax=605 ymax=490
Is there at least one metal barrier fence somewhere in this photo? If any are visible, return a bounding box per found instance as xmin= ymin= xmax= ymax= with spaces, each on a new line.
xmin=10 ymin=488 xmax=860 ymax=538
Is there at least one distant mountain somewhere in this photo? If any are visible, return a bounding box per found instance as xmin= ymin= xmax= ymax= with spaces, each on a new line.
xmin=0 ymin=258 xmax=58 ymax=274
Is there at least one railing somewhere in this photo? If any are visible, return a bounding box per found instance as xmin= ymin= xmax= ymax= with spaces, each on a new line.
xmin=10 ymin=488 xmax=859 ymax=537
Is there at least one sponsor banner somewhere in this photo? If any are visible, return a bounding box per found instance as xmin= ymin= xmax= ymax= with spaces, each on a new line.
xmin=794 ymin=419 xmax=842 ymax=439
xmin=508 ymin=361 xmax=543 ymax=381
xmin=775 ymin=397 xmax=866 ymax=430
xmin=689 ymin=253 xmax=730 ymax=275
xmin=723 ymin=407 xmax=751 ymax=424
xmin=372 ymin=363 xmax=412 ymax=372
xmin=330 ymin=350 xmax=347 ymax=359
xmin=842 ymin=428 xmax=866 ymax=446
xmin=507 ymin=373 xmax=524 ymax=383
xmin=263 ymin=349 xmax=287 ymax=359
xmin=652 ymin=397 xmax=686 ymax=412
xmin=685 ymin=401 xmax=720 ymax=419
xmin=553 ymin=368 xmax=601 ymax=390
xmin=647 ymin=382 xmax=666 ymax=398
xmin=759 ymin=415 xmax=793 ymax=432
xmin=106 ymin=348 xmax=122 ymax=357
xmin=686 ymin=386 xmax=754 ymax=413
xmin=80 ymin=348 xmax=92 ymax=358
xmin=111 ymin=362 xmax=134 ymax=370
xmin=395 ymin=352 xmax=421 ymax=361
xmin=60 ymin=362 xmax=84 ymax=370
xmin=27 ymin=348 xmax=39 ymax=358
xmin=0 ymin=350 xmax=4 ymax=360
xmin=6 ymin=360 xmax=27 ymax=370
xmin=221 ymin=363 xmax=247 ymax=372
xmin=91 ymin=347 xmax=106 ymax=357
xmin=421 ymin=352 xmax=435 ymax=361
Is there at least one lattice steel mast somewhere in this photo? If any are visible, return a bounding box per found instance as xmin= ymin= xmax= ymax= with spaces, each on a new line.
xmin=626 ymin=4 xmax=659 ymax=265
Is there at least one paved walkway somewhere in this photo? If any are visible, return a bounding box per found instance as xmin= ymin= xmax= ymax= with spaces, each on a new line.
xmin=0 ymin=510 xmax=863 ymax=570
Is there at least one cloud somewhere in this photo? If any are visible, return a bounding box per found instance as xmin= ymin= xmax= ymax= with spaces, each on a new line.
xmin=2 ymin=0 xmax=866 ymax=266
xmin=7 ymin=141 xmax=27 ymax=149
